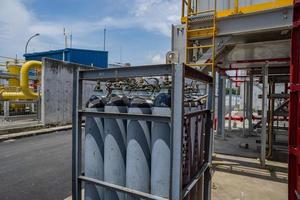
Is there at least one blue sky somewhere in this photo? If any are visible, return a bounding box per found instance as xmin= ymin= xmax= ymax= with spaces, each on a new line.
xmin=0 ymin=0 xmax=180 ymax=65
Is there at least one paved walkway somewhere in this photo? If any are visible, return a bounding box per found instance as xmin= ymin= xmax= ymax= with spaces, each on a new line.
xmin=212 ymin=154 xmax=288 ymax=200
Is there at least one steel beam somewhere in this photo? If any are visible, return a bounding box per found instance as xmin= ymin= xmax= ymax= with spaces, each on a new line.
xmin=184 ymin=64 xmax=213 ymax=83
xmin=79 ymin=176 xmax=168 ymax=200
xmin=80 ymin=64 xmax=173 ymax=80
xmin=217 ymin=6 xmax=293 ymax=36
xmin=79 ymin=111 xmax=171 ymax=122
xmin=184 ymin=109 xmax=211 ymax=118
xmin=251 ymin=67 xmax=290 ymax=75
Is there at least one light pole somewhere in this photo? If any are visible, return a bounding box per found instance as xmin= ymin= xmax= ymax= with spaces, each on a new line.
xmin=25 ymin=33 xmax=40 ymax=54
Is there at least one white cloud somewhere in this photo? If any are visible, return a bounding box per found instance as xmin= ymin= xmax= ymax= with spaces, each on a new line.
xmin=0 ymin=0 xmax=179 ymax=61
xmin=131 ymin=0 xmax=180 ymax=36
xmin=0 ymin=0 xmax=34 ymax=58
xmin=151 ymin=54 xmax=165 ymax=64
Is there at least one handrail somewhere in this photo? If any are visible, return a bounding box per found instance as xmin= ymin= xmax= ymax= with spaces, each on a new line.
xmin=181 ymin=0 xmax=293 ymax=23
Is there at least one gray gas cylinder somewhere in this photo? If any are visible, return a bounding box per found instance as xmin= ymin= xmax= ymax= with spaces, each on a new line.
xmin=151 ymin=89 xmax=171 ymax=198
xmin=104 ymin=92 xmax=128 ymax=200
xmin=85 ymin=95 xmax=106 ymax=200
xmin=126 ymin=97 xmax=152 ymax=200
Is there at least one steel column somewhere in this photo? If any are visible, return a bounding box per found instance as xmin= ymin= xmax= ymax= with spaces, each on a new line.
xmin=289 ymin=1 xmax=300 ymax=199
xmin=72 ymin=68 xmax=83 ymax=200
xmin=248 ymin=73 xmax=253 ymax=135
xmin=207 ymin=82 xmax=214 ymax=158
xmin=261 ymin=65 xmax=268 ymax=167
xmin=217 ymin=74 xmax=226 ymax=138
xmin=170 ymin=64 xmax=184 ymax=200
xmin=203 ymin=112 xmax=212 ymax=200
xmin=228 ymin=80 xmax=232 ymax=133
xmin=243 ymin=82 xmax=247 ymax=137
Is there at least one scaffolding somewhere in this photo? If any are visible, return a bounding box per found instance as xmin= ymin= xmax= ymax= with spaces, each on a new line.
xmin=175 ymin=0 xmax=297 ymax=199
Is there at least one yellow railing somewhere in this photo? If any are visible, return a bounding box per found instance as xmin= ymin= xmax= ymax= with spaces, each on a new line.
xmin=181 ymin=0 xmax=293 ymax=23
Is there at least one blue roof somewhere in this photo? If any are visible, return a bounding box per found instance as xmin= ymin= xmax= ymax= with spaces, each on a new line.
xmin=24 ymin=48 xmax=108 ymax=68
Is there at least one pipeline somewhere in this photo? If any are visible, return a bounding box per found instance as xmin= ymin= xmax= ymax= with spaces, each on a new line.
xmin=0 ymin=61 xmax=42 ymax=100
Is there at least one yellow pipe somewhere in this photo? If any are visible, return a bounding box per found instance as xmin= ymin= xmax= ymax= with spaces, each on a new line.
xmin=7 ymin=64 xmax=21 ymax=87
xmin=1 ymin=61 xmax=42 ymax=100
xmin=20 ymin=61 xmax=41 ymax=99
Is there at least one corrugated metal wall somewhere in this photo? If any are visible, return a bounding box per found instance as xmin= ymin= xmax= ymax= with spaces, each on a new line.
xmin=25 ymin=51 xmax=64 ymax=61
xmin=24 ymin=48 xmax=108 ymax=68
xmin=68 ymin=49 xmax=108 ymax=67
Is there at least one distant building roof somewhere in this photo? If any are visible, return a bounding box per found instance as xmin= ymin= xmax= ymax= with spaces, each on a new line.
xmin=24 ymin=48 xmax=108 ymax=68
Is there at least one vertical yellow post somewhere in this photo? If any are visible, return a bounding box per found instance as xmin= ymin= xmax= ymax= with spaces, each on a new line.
xmin=234 ymin=0 xmax=239 ymax=14
xmin=187 ymin=0 xmax=191 ymax=16
xmin=182 ymin=0 xmax=185 ymax=19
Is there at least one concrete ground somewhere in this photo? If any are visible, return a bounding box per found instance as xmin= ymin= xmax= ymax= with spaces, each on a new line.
xmin=0 ymin=130 xmax=72 ymax=200
xmin=0 ymin=129 xmax=288 ymax=200
xmin=214 ymin=127 xmax=288 ymax=162
xmin=214 ymin=129 xmax=260 ymax=158
xmin=212 ymin=154 xmax=288 ymax=200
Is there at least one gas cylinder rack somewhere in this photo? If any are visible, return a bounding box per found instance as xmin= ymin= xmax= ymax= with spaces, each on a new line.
xmin=72 ymin=63 xmax=213 ymax=200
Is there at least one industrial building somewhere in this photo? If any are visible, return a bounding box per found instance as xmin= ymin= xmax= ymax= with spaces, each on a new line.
xmin=0 ymin=0 xmax=298 ymax=200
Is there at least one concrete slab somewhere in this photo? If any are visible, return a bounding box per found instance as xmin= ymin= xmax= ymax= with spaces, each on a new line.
xmin=0 ymin=125 xmax=72 ymax=142
xmin=212 ymin=154 xmax=287 ymax=200
xmin=0 ymin=121 xmax=43 ymax=134
xmin=214 ymin=129 xmax=260 ymax=158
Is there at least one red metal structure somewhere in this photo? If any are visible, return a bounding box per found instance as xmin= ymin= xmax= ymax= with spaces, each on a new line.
xmin=289 ymin=1 xmax=300 ymax=199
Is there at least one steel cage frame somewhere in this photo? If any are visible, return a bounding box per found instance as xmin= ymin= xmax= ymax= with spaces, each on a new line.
xmin=72 ymin=63 xmax=213 ymax=200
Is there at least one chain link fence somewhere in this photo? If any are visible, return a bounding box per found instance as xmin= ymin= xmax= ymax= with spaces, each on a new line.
xmin=0 ymin=100 xmax=41 ymax=131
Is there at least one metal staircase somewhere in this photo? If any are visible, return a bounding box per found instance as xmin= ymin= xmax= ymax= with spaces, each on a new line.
xmin=183 ymin=0 xmax=217 ymax=76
